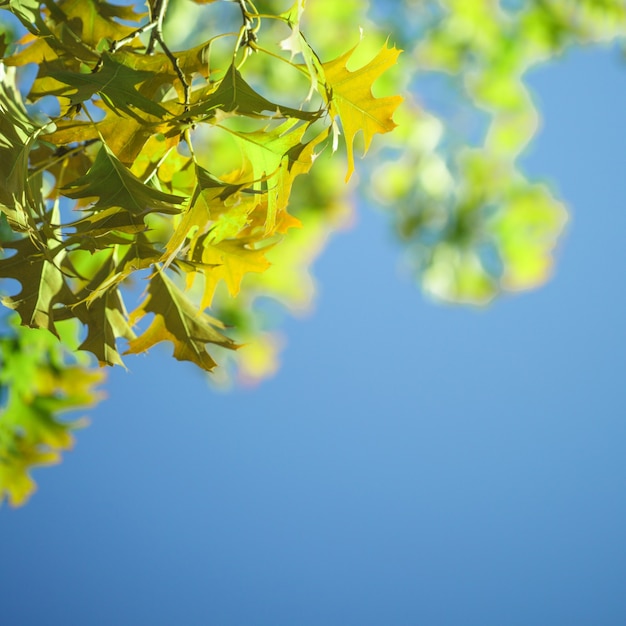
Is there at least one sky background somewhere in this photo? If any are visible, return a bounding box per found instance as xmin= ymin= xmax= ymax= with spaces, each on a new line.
xmin=2 ymin=32 xmax=626 ymax=626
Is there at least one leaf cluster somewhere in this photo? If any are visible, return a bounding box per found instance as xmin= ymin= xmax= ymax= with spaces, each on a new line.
xmin=0 ymin=0 xmax=401 ymax=370
xmin=3 ymin=0 xmax=625 ymax=506
xmin=0 ymin=0 xmax=401 ymax=505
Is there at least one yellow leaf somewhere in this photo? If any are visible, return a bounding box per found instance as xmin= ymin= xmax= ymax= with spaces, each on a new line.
xmin=0 ymin=444 xmax=59 ymax=507
xmin=322 ymin=41 xmax=403 ymax=181
xmin=193 ymin=239 xmax=272 ymax=309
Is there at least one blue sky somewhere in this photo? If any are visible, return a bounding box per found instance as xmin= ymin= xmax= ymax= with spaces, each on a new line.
xmin=2 ymin=38 xmax=626 ymax=626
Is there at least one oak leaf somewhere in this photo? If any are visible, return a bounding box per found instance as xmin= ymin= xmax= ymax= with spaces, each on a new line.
xmin=127 ymin=270 xmax=237 ymax=371
xmin=322 ymin=42 xmax=403 ymax=181
xmin=190 ymin=236 xmax=272 ymax=309
xmin=0 ymin=236 xmax=67 ymax=336
xmin=44 ymin=52 xmax=170 ymax=119
xmin=185 ymin=63 xmax=320 ymax=122
xmin=62 ymin=143 xmax=185 ymax=216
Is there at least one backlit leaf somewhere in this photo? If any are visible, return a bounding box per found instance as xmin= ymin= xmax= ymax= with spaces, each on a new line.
xmin=62 ymin=143 xmax=185 ymax=216
xmin=185 ymin=63 xmax=321 ymax=121
xmin=44 ymin=52 xmax=171 ymax=119
xmin=0 ymin=236 xmax=67 ymax=335
xmin=322 ymin=41 xmax=403 ymax=180
xmin=127 ymin=270 xmax=237 ymax=371
xmin=190 ymin=236 xmax=272 ymax=309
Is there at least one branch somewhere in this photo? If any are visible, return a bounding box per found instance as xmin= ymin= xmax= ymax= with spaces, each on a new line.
xmin=108 ymin=0 xmax=190 ymax=112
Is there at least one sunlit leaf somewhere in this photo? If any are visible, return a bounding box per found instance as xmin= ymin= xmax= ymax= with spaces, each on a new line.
xmin=190 ymin=236 xmax=272 ymax=309
xmin=127 ymin=270 xmax=237 ymax=371
xmin=322 ymin=41 xmax=403 ymax=180
xmin=185 ymin=62 xmax=321 ymax=121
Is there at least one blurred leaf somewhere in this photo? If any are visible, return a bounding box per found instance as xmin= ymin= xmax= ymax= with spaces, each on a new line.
xmin=0 ymin=321 xmax=104 ymax=507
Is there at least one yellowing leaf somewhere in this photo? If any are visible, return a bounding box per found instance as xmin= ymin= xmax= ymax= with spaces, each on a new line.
xmin=127 ymin=270 xmax=237 ymax=371
xmin=51 ymin=0 xmax=145 ymax=49
xmin=162 ymin=165 xmax=249 ymax=266
xmin=225 ymin=119 xmax=322 ymax=234
xmin=0 ymin=440 xmax=59 ymax=507
xmin=190 ymin=237 xmax=272 ymax=309
xmin=322 ymin=41 xmax=403 ymax=180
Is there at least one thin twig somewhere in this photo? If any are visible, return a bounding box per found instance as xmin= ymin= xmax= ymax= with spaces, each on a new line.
xmin=106 ymin=0 xmax=190 ymax=113
xmin=234 ymin=0 xmax=259 ymax=56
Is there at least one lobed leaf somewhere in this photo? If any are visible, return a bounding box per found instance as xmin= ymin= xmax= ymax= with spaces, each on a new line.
xmin=322 ymin=41 xmax=403 ymax=181
xmin=62 ymin=143 xmax=185 ymax=216
xmin=127 ymin=270 xmax=237 ymax=371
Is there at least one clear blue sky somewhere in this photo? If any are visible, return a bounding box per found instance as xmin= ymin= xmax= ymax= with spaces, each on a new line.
xmin=2 ymin=39 xmax=626 ymax=626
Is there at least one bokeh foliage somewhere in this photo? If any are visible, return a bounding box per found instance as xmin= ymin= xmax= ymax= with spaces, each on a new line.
xmin=1 ymin=0 xmax=625 ymax=505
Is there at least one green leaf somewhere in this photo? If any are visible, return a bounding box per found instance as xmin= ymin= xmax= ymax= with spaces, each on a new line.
xmin=185 ymin=63 xmax=321 ymax=121
xmin=0 ymin=321 xmax=104 ymax=507
xmin=0 ymin=64 xmax=46 ymax=230
xmin=62 ymin=143 xmax=185 ymax=216
xmin=44 ymin=52 xmax=171 ymax=119
xmin=56 ymin=254 xmax=136 ymax=366
xmin=224 ymin=119 xmax=322 ymax=234
xmin=0 ymin=236 xmax=68 ymax=335
xmin=74 ymin=287 xmax=135 ymax=367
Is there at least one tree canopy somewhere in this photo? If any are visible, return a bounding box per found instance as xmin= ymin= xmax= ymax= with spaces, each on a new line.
xmin=1 ymin=0 xmax=625 ymax=506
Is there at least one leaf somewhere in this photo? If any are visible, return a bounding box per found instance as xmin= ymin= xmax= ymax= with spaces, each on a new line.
xmin=74 ymin=287 xmax=135 ymax=366
xmin=6 ymin=0 xmax=101 ymax=64
xmin=62 ymin=143 xmax=185 ymax=216
xmin=0 ymin=236 xmax=68 ymax=336
xmin=0 ymin=437 xmax=58 ymax=507
xmin=492 ymin=184 xmax=568 ymax=291
xmin=48 ymin=0 xmax=145 ymax=49
xmin=225 ymin=119 xmax=312 ymax=234
xmin=280 ymin=0 xmax=320 ymax=97
xmin=161 ymin=164 xmax=246 ymax=266
xmin=322 ymin=41 xmax=403 ymax=180
xmin=0 ymin=64 xmax=46 ymax=229
xmin=185 ymin=63 xmax=321 ymax=121
xmin=42 ymin=113 xmax=154 ymax=166
xmin=0 ymin=323 xmax=104 ymax=507
xmin=57 ymin=255 xmax=136 ymax=366
xmin=126 ymin=270 xmax=237 ymax=371
xmin=44 ymin=52 xmax=171 ymax=119
xmin=190 ymin=236 xmax=272 ymax=309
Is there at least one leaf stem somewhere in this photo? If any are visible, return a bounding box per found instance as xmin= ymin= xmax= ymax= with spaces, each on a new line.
xmin=107 ymin=0 xmax=190 ymax=113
